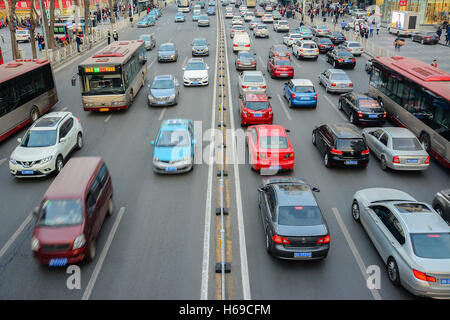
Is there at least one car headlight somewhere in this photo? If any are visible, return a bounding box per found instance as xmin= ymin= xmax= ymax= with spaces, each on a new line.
xmin=72 ymin=234 xmax=86 ymax=250
xmin=153 ymin=156 xmax=160 ymax=162
xmin=148 ymin=94 xmax=155 ymax=100
xmin=40 ymin=156 xmax=53 ymax=164
xmin=169 ymin=94 xmax=176 ymax=99
xmin=170 ymin=54 xmax=175 ymax=59
xmin=10 ymin=158 xmax=17 ymax=165
xmin=85 ymin=103 xmax=94 ymax=107
xmin=31 ymin=236 xmax=40 ymax=251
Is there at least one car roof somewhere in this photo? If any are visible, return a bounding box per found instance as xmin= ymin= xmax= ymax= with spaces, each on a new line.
xmin=188 ymin=57 xmax=205 ymax=63
xmin=154 ymin=74 xmax=174 ymax=81
xmin=273 ymin=182 xmax=318 ymax=207
xmin=161 ymin=119 xmax=191 ymax=130
xmin=380 ymin=127 xmax=416 ymax=138
xmin=32 ymin=112 xmax=71 ymax=130
xmin=300 ymin=40 xmax=315 ymax=44
xmin=245 ymin=93 xmax=268 ymax=101
xmin=44 ymin=157 xmax=103 ymax=200
xmin=254 ymin=124 xmax=287 ymax=136
xmin=274 ymin=56 xmax=290 ymax=61
xmin=291 ymin=79 xmax=314 ymax=86
xmin=327 ymin=123 xmax=361 ymax=138
xmin=328 ymin=68 xmax=347 ymax=74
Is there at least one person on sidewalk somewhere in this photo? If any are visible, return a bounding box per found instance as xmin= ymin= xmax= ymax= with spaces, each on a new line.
xmin=341 ymin=20 xmax=346 ymax=31
xmin=431 ymin=59 xmax=437 ymax=68
xmin=446 ymin=27 xmax=450 ymax=46
xmin=76 ymin=34 xmax=82 ymax=52
xmin=376 ymin=22 xmax=381 ymax=35
xmin=107 ymin=30 xmax=111 ymax=45
xmin=113 ymin=30 xmax=118 ymax=41
xmin=369 ymin=24 xmax=374 ymax=37
xmin=437 ymin=27 xmax=442 ymax=40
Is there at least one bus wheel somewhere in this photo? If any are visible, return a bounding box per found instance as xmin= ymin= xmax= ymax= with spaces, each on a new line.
xmin=419 ymin=132 xmax=431 ymax=153
xmin=30 ymin=107 xmax=40 ymax=123
xmin=130 ymin=89 xmax=134 ymax=103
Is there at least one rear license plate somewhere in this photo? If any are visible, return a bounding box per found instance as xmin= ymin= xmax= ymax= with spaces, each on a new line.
xmin=165 ymin=167 xmax=177 ymax=172
xmin=99 ymin=108 xmax=109 ymax=112
xmin=300 ymin=97 xmax=309 ymax=100
xmin=251 ymin=87 xmax=258 ymax=90
xmin=345 ymin=160 xmax=357 ymax=165
xmin=269 ymin=165 xmax=281 ymax=170
xmin=368 ymin=114 xmax=378 ymax=118
xmin=49 ymin=258 xmax=68 ymax=267
xmin=340 ymin=84 xmax=347 ymax=87
xmin=281 ymin=73 xmax=288 ymax=76
xmin=21 ymin=170 xmax=34 ymax=175
xmin=441 ymin=279 xmax=450 ymax=285
xmin=407 ymin=159 xmax=418 ymax=163
xmin=346 ymin=60 xmax=351 ymax=63
xmin=294 ymin=252 xmax=312 ymax=258
xmin=253 ymin=113 xmax=263 ymax=117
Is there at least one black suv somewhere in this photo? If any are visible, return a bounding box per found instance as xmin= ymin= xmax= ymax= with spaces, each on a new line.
xmin=326 ymin=48 xmax=355 ymax=69
xmin=338 ymin=93 xmax=386 ymax=125
xmin=312 ymin=123 xmax=369 ymax=168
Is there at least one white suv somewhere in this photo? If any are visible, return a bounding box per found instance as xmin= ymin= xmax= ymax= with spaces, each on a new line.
xmin=9 ymin=112 xmax=84 ymax=178
xmin=292 ymin=40 xmax=319 ymax=60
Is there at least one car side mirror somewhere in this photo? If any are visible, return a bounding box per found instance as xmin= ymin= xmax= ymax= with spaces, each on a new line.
xmin=17 ymin=138 xmax=22 ymax=144
xmin=60 ymin=137 xmax=67 ymax=143
xmin=285 ymin=129 xmax=291 ymax=133
xmin=311 ymin=187 xmax=320 ymax=193
xmin=150 ymin=140 xmax=155 ymax=145
xmin=33 ymin=206 xmax=40 ymax=217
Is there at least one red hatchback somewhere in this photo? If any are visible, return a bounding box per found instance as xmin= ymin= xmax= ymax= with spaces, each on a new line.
xmin=31 ymin=157 xmax=114 ymax=266
xmin=267 ymin=57 xmax=294 ymax=78
xmin=246 ymin=125 xmax=295 ymax=173
xmin=239 ymin=93 xmax=273 ymax=126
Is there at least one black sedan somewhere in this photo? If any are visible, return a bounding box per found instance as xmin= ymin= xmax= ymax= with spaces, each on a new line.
xmin=412 ymin=31 xmax=440 ymax=45
xmin=258 ymin=177 xmax=330 ymax=260
xmin=326 ymin=49 xmax=355 ymax=69
xmin=312 ymin=123 xmax=369 ymax=168
xmin=433 ymin=189 xmax=450 ymax=225
xmin=338 ymin=93 xmax=386 ymax=125
xmin=327 ymin=32 xmax=346 ymax=45
xmin=313 ymin=36 xmax=334 ymax=53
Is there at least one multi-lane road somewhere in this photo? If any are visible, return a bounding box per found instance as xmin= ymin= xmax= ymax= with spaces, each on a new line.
xmin=0 ymin=3 xmax=448 ymax=300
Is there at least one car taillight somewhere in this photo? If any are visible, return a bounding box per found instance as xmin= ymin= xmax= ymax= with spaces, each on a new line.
xmin=425 ymin=36 xmax=430 ymax=39
xmin=284 ymin=153 xmax=294 ymax=159
xmin=242 ymin=85 xmax=248 ymax=88
xmin=317 ymin=235 xmax=330 ymax=244
xmin=262 ymin=85 xmax=266 ymax=89
xmin=343 ymin=37 xmax=346 ymax=40
xmin=349 ymin=83 xmax=353 ymax=87
xmin=272 ymin=234 xmax=290 ymax=244
xmin=337 ymin=59 xmax=343 ymax=62
xmin=331 ymin=45 xmax=334 ymax=48
xmin=237 ymin=61 xmax=241 ymax=64
xmin=393 ymin=156 xmax=400 ymax=164
xmin=413 ymin=269 xmax=436 ymax=282
xmin=331 ymin=83 xmax=336 ymax=87
xmin=361 ymin=149 xmax=370 ymax=155
xmin=319 ymin=45 xmax=324 ymax=47
xmin=383 ymin=112 xmax=387 ymax=118
xmin=291 ymin=93 xmax=296 ymax=99
xmin=233 ymin=44 xmax=238 ymax=47
xmin=424 ymin=156 xmax=430 ymax=164
xmin=352 ymin=59 xmax=356 ymax=62
xmin=314 ymin=93 xmax=317 ymax=99
xmin=357 ymin=111 xmax=363 ymax=117
xmin=330 ymin=148 xmax=343 ymax=155
xmin=245 ymin=44 xmax=250 ymax=47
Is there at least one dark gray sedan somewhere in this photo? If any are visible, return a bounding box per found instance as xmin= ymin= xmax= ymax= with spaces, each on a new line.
xmin=157 ymin=43 xmax=178 ymax=62
xmin=258 ymin=177 xmax=330 ymax=260
xmin=235 ymin=51 xmax=257 ymax=70
xmin=412 ymin=31 xmax=440 ymax=45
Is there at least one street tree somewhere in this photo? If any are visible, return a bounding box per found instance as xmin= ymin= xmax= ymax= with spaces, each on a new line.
xmin=6 ymin=0 xmax=20 ymax=59
xmin=29 ymin=0 xmax=39 ymax=59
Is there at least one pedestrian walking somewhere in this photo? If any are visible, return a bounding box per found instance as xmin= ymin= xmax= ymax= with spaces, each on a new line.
xmin=107 ymin=30 xmax=111 ymax=45
xmin=394 ymin=37 xmax=404 ymax=52
xmin=437 ymin=27 xmax=442 ymax=40
xmin=341 ymin=20 xmax=346 ymax=31
xmin=376 ymin=22 xmax=381 ymax=35
xmin=369 ymin=25 xmax=374 ymax=37
xmin=431 ymin=59 xmax=438 ymax=68
xmin=113 ymin=30 xmax=118 ymax=41
xmin=446 ymin=27 xmax=450 ymax=45
xmin=75 ymin=34 xmax=82 ymax=52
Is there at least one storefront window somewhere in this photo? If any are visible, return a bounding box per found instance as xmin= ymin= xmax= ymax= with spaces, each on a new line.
xmin=376 ymin=0 xmax=449 ymax=25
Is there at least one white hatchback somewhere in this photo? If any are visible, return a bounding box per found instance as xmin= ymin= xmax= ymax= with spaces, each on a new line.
xmin=9 ymin=112 xmax=84 ymax=178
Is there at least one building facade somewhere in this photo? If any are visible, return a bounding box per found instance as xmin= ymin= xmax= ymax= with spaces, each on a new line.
xmin=376 ymin=0 xmax=449 ymax=25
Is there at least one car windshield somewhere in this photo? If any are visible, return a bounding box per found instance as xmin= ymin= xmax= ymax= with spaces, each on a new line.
xmin=259 ymin=136 xmax=288 ymax=149
xmin=336 ymin=139 xmax=365 ymax=151
xmin=38 ymin=199 xmax=83 ymax=227
xmin=278 ymin=206 xmax=324 ymax=226
xmin=349 ymin=42 xmax=361 ymax=47
xmin=410 ymin=233 xmax=450 ymax=259
xmin=392 ymin=137 xmax=423 ymax=151
xmin=152 ymin=79 xmax=174 ymax=89
xmin=160 ymin=44 xmax=175 ymax=51
xmin=193 ymin=39 xmax=207 ymax=46
xmin=331 ymin=73 xmax=350 ymax=80
xmin=239 ymin=52 xmax=254 ymax=60
xmin=21 ymin=130 xmax=57 ymax=147
xmin=275 ymin=60 xmax=291 ymax=66
xmin=186 ymin=62 xmax=206 ymax=70
xmin=245 ymin=101 xmax=269 ymax=111
xmin=302 ymin=43 xmax=316 ymax=48
xmin=294 ymin=85 xmax=315 ymax=93
xmin=139 ymin=35 xmax=151 ymax=41
xmin=157 ymin=130 xmax=190 ymax=147
xmin=332 ymin=33 xmax=344 ymax=37
xmin=244 ymin=75 xmax=264 ymax=83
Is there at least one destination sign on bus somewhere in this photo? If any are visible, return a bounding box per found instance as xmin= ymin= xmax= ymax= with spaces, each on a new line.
xmin=84 ymin=66 xmax=117 ymax=73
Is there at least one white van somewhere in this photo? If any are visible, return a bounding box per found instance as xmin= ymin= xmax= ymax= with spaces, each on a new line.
xmin=233 ymin=32 xmax=251 ymax=52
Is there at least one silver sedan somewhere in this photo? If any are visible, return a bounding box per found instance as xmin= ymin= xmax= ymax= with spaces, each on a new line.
xmin=352 ymin=188 xmax=450 ymax=299
xmin=362 ymin=127 xmax=430 ymax=171
xmin=318 ymin=69 xmax=353 ymax=93
xmin=339 ymin=41 xmax=364 ymax=56
xmin=237 ymin=70 xmax=267 ymax=96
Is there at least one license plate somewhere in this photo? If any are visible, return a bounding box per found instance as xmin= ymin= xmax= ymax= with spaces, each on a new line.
xmin=253 ymin=113 xmax=263 ymax=117
xmin=165 ymin=166 xmax=177 ymax=172
xmin=340 ymin=84 xmax=347 ymax=87
xmin=300 ymin=97 xmax=309 ymax=100
xmin=368 ymin=114 xmax=378 ymax=119
xmin=21 ymin=170 xmax=34 ymax=175
xmin=157 ymin=101 xmax=166 ymax=104
xmin=281 ymin=73 xmax=288 ymax=76
xmin=346 ymin=60 xmax=351 ymax=63
xmin=49 ymin=258 xmax=68 ymax=267
xmin=192 ymin=81 xmax=200 ymax=85
xmin=99 ymin=108 xmax=109 ymax=112
xmin=407 ymin=159 xmax=418 ymax=163
xmin=269 ymin=165 xmax=281 ymax=170
xmin=294 ymin=252 xmax=312 ymax=258
xmin=345 ymin=160 xmax=357 ymax=165
xmin=441 ymin=279 xmax=450 ymax=285
xmin=251 ymin=87 xmax=258 ymax=90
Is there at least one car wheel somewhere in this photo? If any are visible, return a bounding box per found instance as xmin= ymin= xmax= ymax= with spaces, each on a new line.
xmin=387 ymin=257 xmax=400 ymax=286
xmin=324 ymin=153 xmax=331 ymax=168
xmin=351 ymin=200 xmax=361 ymax=222
xmin=30 ymin=107 xmax=40 ymax=123
xmin=288 ymin=98 xmax=293 ymax=108
xmin=434 ymin=205 xmax=444 ymax=218
xmin=350 ymin=113 xmax=356 ymax=124
xmin=76 ymin=132 xmax=83 ymax=150
xmin=380 ymin=155 xmax=388 ymax=171
xmin=421 ymin=39 xmax=424 ymax=45
xmin=338 ymin=100 xmax=343 ymax=110
xmin=55 ymin=155 xmax=64 ymax=174
xmin=312 ymin=131 xmax=316 ymax=145
xmin=419 ymin=132 xmax=431 ymax=153
xmin=87 ymin=239 xmax=97 ymax=262
xmin=333 ymin=60 xmax=337 ymax=68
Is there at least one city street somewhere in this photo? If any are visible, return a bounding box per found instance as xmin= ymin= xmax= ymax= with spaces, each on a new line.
xmin=0 ymin=2 xmax=449 ymax=301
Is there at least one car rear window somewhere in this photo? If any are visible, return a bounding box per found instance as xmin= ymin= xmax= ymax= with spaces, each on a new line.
xmin=275 ymin=60 xmax=291 ymax=66
xmin=337 ymin=51 xmax=353 ymax=57
xmin=410 ymin=233 xmax=450 ymax=259
xmin=38 ymin=199 xmax=83 ymax=227
xmin=239 ymin=52 xmax=254 ymax=60
xmin=303 ymin=43 xmax=316 ymax=48
xmin=319 ymin=38 xmax=332 ymax=43
xmin=278 ymin=206 xmax=324 ymax=226
xmin=336 ymin=138 xmax=365 ymax=151
xmin=259 ymin=136 xmax=288 ymax=149
xmin=348 ymin=42 xmax=361 ymax=47
xmin=244 ymin=75 xmax=264 ymax=82
xmin=330 ymin=73 xmax=350 ymax=80
xmin=392 ymin=138 xmax=423 ymax=151
xmin=294 ymin=86 xmax=315 ymax=93
xmin=291 ymin=34 xmax=302 ymax=38
xmin=358 ymin=99 xmax=382 ymax=112
xmin=245 ymin=101 xmax=269 ymax=111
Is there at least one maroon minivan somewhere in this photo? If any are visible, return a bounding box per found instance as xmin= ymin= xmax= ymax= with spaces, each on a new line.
xmin=31 ymin=157 xmax=113 ymax=266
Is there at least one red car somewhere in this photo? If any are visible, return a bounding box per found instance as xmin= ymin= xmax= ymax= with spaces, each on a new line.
xmin=246 ymin=125 xmax=295 ymax=173
xmin=31 ymin=157 xmax=114 ymax=266
xmin=267 ymin=56 xmax=294 ymax=78
xmin=239 ymin=93 xmax=273 ymax=126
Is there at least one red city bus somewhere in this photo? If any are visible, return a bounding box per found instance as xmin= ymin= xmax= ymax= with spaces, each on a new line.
xmin=0 ymin=59 xmax=58 ymax=142
xmin=368 ymin=56 xmax=450 ymax=168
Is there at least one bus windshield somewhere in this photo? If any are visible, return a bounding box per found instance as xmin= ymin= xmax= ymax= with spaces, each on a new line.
xmin=81 ymin=73 xmax=124 ymax=95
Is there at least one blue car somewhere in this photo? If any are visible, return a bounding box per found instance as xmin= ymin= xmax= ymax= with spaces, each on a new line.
xmin=283 ymin=79 xmax=317 ymax=108
xmin=151 ymin=119 xmax=196 ymax=174
xmin=192 ymin=11 xmax=201 ymax=21
xmin=147 ymin=12 xmax=158 ymax=21
xmin=153 ymin=8 xmax=162 ymax=17
xmin=175 ymin=12 xmax=185 ymax=22
xmin=148 ymin=74 xmax=179 ymax=106
xmin=207 ymin=7 xmax=215 ymax=15
xmin=137 ymin=16 xmax=154 ymax=27
xmin=293 ymin=26 xmax=313 ymax=40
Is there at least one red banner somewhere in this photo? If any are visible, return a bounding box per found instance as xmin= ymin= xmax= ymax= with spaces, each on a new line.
xmin=399 ymin=0 xmax=407 ymax=6
xmin=0 ymin=0 xmax=5 ymax=9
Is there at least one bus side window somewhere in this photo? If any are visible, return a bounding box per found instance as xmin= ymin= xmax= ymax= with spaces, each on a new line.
xmin=0 ymin=81 xmax=17 ymax=116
